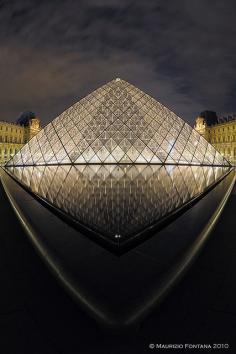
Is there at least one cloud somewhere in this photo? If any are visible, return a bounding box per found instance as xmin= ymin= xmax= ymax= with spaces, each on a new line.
xmin=0 ymin=0 xmax=235 ymax=125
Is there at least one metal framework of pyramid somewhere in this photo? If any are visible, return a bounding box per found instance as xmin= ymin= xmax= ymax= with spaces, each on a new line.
xmin=7 ymin=78 xmax=229 ymax=167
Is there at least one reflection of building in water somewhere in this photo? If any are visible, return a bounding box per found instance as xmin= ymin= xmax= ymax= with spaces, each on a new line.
xmin=6 ymin=164 xmax=229 ymax=246
xmin=0 ymin=111 xmax=41 ymax=165
xmin=195 ymin=110 xmax=236 ymax=164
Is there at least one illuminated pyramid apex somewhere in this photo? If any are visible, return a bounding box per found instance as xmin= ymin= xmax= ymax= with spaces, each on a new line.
xmin=7 ymin=79 xmax=230 ymax=167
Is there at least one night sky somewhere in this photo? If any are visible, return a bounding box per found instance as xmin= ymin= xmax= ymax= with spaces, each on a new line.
xmin=1 ymin=0 xmax=236 ymax=126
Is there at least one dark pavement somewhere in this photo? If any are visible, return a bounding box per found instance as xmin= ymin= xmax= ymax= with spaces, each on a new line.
xmin=0 ymin=180 xmax=236 ymax=354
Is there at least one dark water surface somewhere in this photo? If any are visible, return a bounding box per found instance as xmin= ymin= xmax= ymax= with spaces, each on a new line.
xmin=5 ymin=164 xmax=230 ymax=251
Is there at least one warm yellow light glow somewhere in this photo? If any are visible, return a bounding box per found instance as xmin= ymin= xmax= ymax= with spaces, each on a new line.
xmin=7 ymin=79 xmax=229 ymax=167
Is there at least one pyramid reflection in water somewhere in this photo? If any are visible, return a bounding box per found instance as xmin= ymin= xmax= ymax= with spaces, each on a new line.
xmin=5 ymin=78 xmax=230 ymax=252
xmin=6 ymin=164 xmax=230 ymax=252
xmin=7 ymin=79 xmax=229 ymax=167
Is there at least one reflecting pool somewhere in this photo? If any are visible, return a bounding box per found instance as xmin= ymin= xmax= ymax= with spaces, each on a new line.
xmin=5 ymin=164 xmax=230 ymax=252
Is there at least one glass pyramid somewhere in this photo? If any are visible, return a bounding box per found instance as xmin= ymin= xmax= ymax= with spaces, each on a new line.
xmin=7 ymin=78 xmax=230 ymax=166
